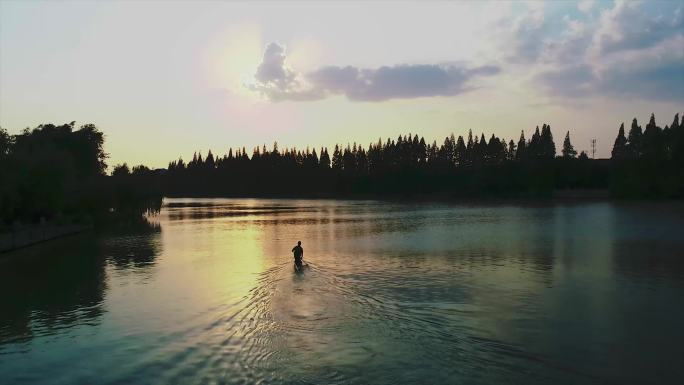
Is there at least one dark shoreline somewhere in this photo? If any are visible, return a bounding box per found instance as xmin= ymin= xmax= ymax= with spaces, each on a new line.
xmin=0 ymin=224 xmax=93 ymax=254
xmin=162 ymin=188 xmax=625 ymax=205
xmin=161 ymin=190 xmax=684 ymax=211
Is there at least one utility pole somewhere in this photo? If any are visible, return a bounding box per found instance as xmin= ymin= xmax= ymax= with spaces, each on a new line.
xmin=591 ymin=139 xmax=597 ymax=159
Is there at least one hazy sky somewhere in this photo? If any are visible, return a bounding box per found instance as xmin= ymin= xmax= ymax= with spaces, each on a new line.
xmin=1 ymin=0 xmax=682 ymax=168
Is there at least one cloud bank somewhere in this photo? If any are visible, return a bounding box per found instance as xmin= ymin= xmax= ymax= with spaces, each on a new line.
xmin=247 ymin=1 xmax=683 ymax=104
xmin=249 ymin=42 xmax=500 ymax=102
xmin=498 ymin=1 xmax=684 ymax=102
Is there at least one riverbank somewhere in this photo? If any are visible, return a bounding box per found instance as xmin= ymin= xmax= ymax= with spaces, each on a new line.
xmin=0 ymin=223 xmax=93 ymax=253
xmin=164 ymin=188 xmax=616 ymax=204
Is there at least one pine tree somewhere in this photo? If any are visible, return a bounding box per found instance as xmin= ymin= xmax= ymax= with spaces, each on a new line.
xmin=487 ymin=134 xmax=506 ymax=163
xmin=448 ymin=134 xmax=456 ymax=165
xmin=672 ymin=113 xmax=684 ymax=165
xmin=516 ymin=130 xmax=526 ymax=160
xmin=642 ymin=113 xmax=663 ymax=160
xmin=455 ymin=136 xmax=466 ymax=166
xmin=418 ymin=137 xmax=427 ymax=164
xmin=319 ymin=148 xmax=329 ymax=168
xmin=611 ymin=123 xmax=628 ymax=160
xmin=472 ymin=134 xmax=483 ymax=164
xmin=541 ymin=124 xmax=556 ymax=159
xmin=331 ymin=144 xmax=343 ymax=170
xmin=672 ymin=113 xmax=680 ymax=131
xmin=342 ymin=144 xmax=355 ymax=171
xmin=561 ymin=131 xmax=577 ymax=159
xmin=428 ymin=140 xmax=438 ymax=163
xmin=530 ymin=126 xmax=541 ymax=158
xmin=442 ymin=136 xmax=455 ymax=165
xmin=670 ymin=113 xmax=682 ymax=163
xmin=507 ymin=140 xmax=516 ymax=160
xmin=206 ymin=150 xmax=215 ymax=169
xmin=311 ymin=148 xmax=319 ymax=165
xmin=465 ymin=129 xmax=474 ymax=165
xmin=627 ymin=118 xmax=642 ymax=159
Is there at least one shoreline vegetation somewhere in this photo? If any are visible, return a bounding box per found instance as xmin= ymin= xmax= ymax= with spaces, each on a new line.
xmin=161 ymin=112 xmax=681 ymax=200
xmin=0 ymin=122 xmax=162 ymax=235
xmin=0 ymin=113 xmax=682 ymax=234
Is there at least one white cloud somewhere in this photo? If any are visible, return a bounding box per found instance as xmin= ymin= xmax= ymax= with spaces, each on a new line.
xmin=507 ymin=1 xmax=684 ymax=102
xmin=592 ymin=0 xmax=683 ymax=55
xmin=249 ymin=2 xmax=683 ymax=104
xmin=249 ymin=43 xmax=500 ymax=102
xmin=578 ymin=0 xmax=595 ymax=14
xmin=491 ymin=2 xmax=547 ymax=63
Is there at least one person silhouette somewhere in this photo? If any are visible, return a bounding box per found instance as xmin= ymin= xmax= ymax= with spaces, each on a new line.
xmin=292 ymin=241 xmax=304 ymax=271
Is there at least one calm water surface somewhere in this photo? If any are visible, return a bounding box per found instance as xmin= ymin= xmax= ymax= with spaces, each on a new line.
xmin=1 ymin=199 xmax=683 ymax=384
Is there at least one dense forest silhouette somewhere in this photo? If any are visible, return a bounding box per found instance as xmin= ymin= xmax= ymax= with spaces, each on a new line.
xmin=164 ymin=113 xmax=682 ymax=199
xmin=1 ymin=113 xmax=682 ymax=227
xmin=0 ymin=122 xmax=161 ymax=228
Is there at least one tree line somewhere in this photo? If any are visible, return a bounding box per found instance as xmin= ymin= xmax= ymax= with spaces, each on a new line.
xmin=1 ymin=113 xmax=681 ymax=226
xmin=609 ymin=113 xmax=683 ymax=198
xmin=162 ymin=122 xmax=604 ymax=198
xmin=0 ymin=123 xmax=161 ymax=228
xmin=160 ymin=113 xmax=681 ymax=198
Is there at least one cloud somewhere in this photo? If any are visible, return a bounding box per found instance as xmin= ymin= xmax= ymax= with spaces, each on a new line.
xmin=249 ymin=2 xmax=683 ymax=104
xmin=310 ymin=64 xmax=499 ymax=101
xmin=491 ymin=2 xmax=547 ymax=63
xmin=250 ymin=43 xmax=323 ymax=100
xmin=592 ymin=1 xmax=684 ymax=55
xmin=248 ymin=43 xmax=500 ymax=102
xmin=537 ymin=65 xmax=594 ymax=98
xmin=539 ymin=16 xmax=590 ymax=65
xmin=578 ymin=0 xmax=595 ymax=14
xmin=539 ymin=34 xmax=684 ymax=101
xmin=254 ymin=43 xmax=295 ymax=87
xmin=528 ymin=1 xmax=684 ymax=102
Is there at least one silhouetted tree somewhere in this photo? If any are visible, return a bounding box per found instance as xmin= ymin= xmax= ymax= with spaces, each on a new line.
xmin=329 ymin=144 xmax=341 ymax=171
xmin=516 ymin=130 xmax=526 ymax=160
xmin=672 ymin=113 xmax=683 ymax=166
xmin=465 ymin=130 xmax=474 ymax=166
xmin=562 ymin=131 xmax=577 ymax=159
xmin=642 ymin=113 xmax=663 ymax=161
xmin=611 ymin=123 xmax=628 ymax=160
xmin=627 ymin=118 xmax=643 ymax=159
xmin=609 ymin=113 xmax=683 ymax=198
xmin=540 ymin=124 xmax=556 ymax=159
xmin=132 ymin=165 xmax=150 ymax=175
xmin=0 ymin=127 xmax=11 ymax=157
xmin=112 ymin=163 xmax=130 ymax=176
xmin=529 ymin=126 xmax=541 ymax=158
xmin=205 ymin=150 xmax=215 ymax=170
xmin=507 ymin=140 xmax=516 ymax=160
xmin=455 ymin=136 xmax=466 ymax=166
xmin=0 ymin=122 xmax=161 ymax=226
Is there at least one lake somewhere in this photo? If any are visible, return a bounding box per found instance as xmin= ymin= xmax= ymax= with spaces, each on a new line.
xmin=1 ymin=198 xmax=683 ymax=384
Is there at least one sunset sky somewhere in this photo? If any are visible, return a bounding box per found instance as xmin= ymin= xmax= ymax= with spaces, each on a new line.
xmin=1 ymin=0 xmax=682 ymax=169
